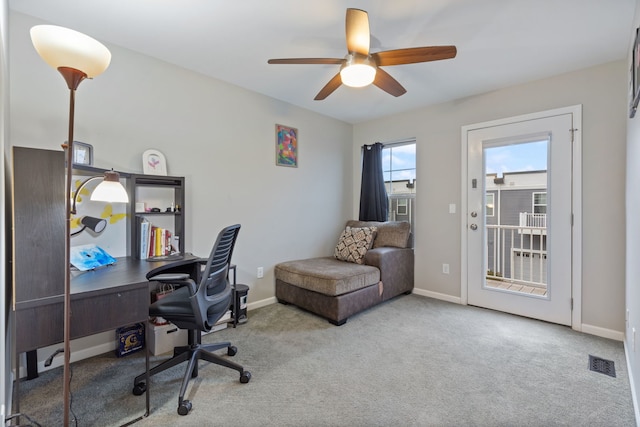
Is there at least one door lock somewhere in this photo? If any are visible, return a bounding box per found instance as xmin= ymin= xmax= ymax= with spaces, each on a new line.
xmin=470 ymin=224 xmax=478 ymax=230
xmin=470 ymin=211 xmax=478 ymax=217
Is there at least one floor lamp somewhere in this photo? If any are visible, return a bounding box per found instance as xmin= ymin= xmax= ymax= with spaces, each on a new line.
xmin=29 ymin=25 xmax=117 ymax=426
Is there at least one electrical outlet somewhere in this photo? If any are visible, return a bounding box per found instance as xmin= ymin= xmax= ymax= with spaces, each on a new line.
xmin=442 ymin=263 xmax=450 ymax=274
xmin=257 ymin=267 xmax=264 ymax=278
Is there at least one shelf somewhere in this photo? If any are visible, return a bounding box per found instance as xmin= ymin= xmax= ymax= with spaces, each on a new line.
xmin=128 ymin=174 xmax=185 ymax=260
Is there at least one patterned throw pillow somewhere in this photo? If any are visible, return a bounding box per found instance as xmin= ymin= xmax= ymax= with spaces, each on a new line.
xmin=334 ymin=226 xmax=377 ymax=264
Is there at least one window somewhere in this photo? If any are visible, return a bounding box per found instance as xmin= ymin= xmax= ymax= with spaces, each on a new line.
xmin=533 ymin=192 xmax=547 ymax=214
xmin=382 ymin=141 xmax=416 ymax=229
xmin=486 ymin=193 xmax=495 ymax=217
xmin=397 ymin=198 xmax=408 ymax=215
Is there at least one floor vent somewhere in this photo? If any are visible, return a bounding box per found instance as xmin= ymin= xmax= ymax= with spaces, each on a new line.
xmin=589 ymin=355 xmax=616 ymax=377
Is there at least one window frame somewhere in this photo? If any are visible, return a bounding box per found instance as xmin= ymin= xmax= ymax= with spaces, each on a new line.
xmin=532 ymin=191 xmax=547 ymax=214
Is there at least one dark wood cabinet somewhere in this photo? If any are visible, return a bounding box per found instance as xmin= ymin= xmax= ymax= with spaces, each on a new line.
xmin=12 ymin=146 xmax=66 ymax=352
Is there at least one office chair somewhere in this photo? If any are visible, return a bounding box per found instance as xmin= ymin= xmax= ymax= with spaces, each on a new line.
xmin=132 ymin=224 xmax=251 ymax=416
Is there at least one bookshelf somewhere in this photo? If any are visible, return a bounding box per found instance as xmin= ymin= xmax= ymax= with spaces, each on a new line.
xmin=127 ymin=174 xmax=185 ymax=260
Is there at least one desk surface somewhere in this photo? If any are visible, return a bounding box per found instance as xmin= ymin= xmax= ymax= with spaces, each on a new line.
xmin=70 ymin=254 xmax=201 ymax=294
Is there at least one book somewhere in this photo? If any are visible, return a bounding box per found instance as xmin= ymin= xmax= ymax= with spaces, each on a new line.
xmin=139 ymin=219 xmax=150 ymax=259
xmin=139 ymin=222 xmax=177 ymax=259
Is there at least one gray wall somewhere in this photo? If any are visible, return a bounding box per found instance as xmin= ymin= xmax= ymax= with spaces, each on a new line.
xmin=8 ymin=11 xmax=353 ymax=366
xmin=9 ymin=11 xmax=354 ymax=302
xmin=353 ymin=60 xmax=627 ymax=337
xmin=627 ymin=0 xmax=640 ymax=421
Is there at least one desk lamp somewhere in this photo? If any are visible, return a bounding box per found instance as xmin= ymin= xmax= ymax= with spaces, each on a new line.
xmin=30 ymin=25 xmax=122 ymax=426
xmin=71 ymin=170 xmax=129 ymax=236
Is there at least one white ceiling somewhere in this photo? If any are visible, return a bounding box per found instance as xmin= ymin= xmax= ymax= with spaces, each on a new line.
xmin=9 ymin=0 xmax=637 ymax=124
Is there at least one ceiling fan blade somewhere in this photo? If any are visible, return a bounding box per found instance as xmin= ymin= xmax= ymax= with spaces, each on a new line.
xmin=314 ymin=73 xmax=343 ymax=100
xmin=372 ymin=46 xmax=457 ymax=66
xmin=345 ymin=8 xmax=370 ymax=55
xmin=373 ymin=68 xmax=406 ymax=97
xmin=268 ymin=58 xmax=344 ymax=65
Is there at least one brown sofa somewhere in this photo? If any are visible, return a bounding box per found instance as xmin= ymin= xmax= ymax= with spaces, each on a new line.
xmin=275 ymin=220 xmax=414 ymax=325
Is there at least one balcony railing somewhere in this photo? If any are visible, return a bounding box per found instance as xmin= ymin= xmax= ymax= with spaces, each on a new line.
xmin=519 ymin=212 xmax=546 ymax=228
xmin=486 ymin=224 xmax=547 ymax=288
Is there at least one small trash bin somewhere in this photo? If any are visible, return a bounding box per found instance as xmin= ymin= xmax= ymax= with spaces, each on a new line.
xmin=232 ymin=284 xmax=249 ymax=326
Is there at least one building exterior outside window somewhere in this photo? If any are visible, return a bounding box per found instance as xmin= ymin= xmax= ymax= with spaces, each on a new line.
xmin=382 ymin=141 xmax=416 ymax=233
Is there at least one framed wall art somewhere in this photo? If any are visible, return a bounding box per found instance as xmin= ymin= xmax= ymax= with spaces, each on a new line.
xmin=631 ymin=27 xmax=640 ymax=118
xmin=72 ymin=141 xmax=93 ymax=165
xmin=142 ymin=149 xmax=168 ymax=175
xmin=276 ymin=124 xmax=298 ymax=167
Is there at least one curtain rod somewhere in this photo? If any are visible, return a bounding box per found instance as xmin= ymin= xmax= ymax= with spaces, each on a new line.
xmin=361 ymin=142 xmax=381 ymax=150
xmin=362 ymin=138 xmax=416 ymax=149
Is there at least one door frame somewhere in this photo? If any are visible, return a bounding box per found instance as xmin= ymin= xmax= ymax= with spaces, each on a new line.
xmin=460 ymin=105 xmax=582 ymax=331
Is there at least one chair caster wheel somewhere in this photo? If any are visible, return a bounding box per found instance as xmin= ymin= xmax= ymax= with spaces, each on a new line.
xmin=228 ymin=346 xmax=237 ymax=356
xmin=132 ymin=382 xmax=146 ymax=396
xmin=240 ymin=371 xmax=251 ymax=383
xmin=178 ymin=400 xmax=192 ymax=416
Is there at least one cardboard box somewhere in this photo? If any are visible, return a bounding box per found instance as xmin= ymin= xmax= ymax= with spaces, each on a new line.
xmin=149 ymin=322 xmax=188 ymax=355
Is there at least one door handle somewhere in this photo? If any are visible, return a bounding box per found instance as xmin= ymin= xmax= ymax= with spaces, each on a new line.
xmin=470 ymin=211 xmax=478 ymax=218
xmin=470 ymin=224 xmax=478 ymax=230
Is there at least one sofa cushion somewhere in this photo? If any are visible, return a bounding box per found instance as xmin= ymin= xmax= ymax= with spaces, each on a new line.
xmin=334 ymin=226 xmax=377 ymax=264
xmin=346 ymin=220 xmax=411 ymax=248
xmin=275 ymin=257 xmax=380 ymax=296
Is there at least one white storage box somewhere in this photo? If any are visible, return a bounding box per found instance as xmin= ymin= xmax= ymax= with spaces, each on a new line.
xmin=149 ymin=322 xmax=188 ymax=355
xmin=202 ymin=310 xmax=232 ymax=336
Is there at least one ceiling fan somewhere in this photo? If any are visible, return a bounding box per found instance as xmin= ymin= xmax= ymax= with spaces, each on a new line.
xmin=267 ymin=8 xmax=457 ymax=100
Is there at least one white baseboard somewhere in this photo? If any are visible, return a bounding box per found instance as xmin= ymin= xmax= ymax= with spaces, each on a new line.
xmin=411 ymin=291 xmax=626 ymax=343
xmin=412 ymin=288 xmax=462 ymax=305
xmin=580 ymin=323 xmax=624 ymax=341
xmin=248 ymin=297 xmax=276 ymax=311
xmin=624 ymin=341 xmax=640 ymax=427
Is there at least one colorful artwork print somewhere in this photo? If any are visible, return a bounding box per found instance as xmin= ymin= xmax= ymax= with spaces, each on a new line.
xmin=276 ymin=124 xmax=298 ymax=167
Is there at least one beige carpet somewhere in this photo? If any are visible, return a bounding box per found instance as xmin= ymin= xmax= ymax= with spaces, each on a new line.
xmin=12 ymin=295 xmax=637 ymax=426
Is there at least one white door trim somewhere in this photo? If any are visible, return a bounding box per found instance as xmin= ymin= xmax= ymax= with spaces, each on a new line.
xmin=460 ymin=105 xmax=582 ymax=330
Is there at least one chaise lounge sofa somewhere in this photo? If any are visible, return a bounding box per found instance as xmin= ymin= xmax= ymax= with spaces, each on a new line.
xmin=275 ymin=220 xmax=414 ymax=325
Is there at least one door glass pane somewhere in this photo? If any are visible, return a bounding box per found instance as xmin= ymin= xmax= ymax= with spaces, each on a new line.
xmin=483 ymin=140 xmax=548 ymax=296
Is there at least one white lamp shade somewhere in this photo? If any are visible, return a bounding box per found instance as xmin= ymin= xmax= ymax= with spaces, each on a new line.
xmin=340 ymin=64 xmax=376 ymax=88
xmin=91 ymin=180 xmax=129 ymax=203
xmin=30 ymin=25 xmax=111 ymax=77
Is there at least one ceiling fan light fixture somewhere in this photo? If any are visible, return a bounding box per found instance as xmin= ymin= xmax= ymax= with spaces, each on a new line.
xmin=340 ymin=54 xmax=376 ymax=87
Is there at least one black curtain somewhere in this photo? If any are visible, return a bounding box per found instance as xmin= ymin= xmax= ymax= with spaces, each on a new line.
xmin=359 ymin=143 xmax=388 ymax=221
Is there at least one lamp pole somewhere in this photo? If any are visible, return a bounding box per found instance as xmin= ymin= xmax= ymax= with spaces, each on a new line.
xmin=60 ymin=66 xmax=87 ymax=427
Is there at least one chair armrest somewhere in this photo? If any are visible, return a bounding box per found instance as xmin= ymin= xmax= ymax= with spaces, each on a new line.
xmin=149 ymin=273 xmax=190 ymax=281
xmin=149 ymin=273 xmax=197 ymax=294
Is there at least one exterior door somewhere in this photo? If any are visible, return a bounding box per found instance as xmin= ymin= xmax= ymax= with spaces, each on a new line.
xmin=462 ymin=107 xmax=580 ymax=326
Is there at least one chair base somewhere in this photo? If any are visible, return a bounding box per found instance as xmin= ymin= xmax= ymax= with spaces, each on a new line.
xmin=133 ymin=331 xmax=251 ymax=415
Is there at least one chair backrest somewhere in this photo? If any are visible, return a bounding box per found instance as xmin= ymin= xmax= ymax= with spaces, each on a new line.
xmin=201 ymin=224 xmax=241 ymax=280
xmin=192 ymin=224 xmax=241 ymax=331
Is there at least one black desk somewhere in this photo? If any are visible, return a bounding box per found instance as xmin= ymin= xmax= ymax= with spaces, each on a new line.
xmin=14 ymin=255 xmax=201 ymax=423
xmin=15 ymin=255 xmax=200 ymax=353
